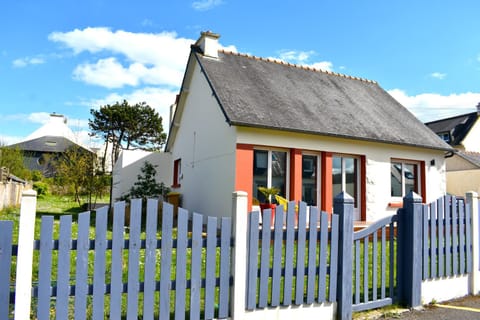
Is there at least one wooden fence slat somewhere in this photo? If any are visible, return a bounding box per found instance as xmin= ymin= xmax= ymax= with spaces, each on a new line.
xmin=271 ymin=206 xmax=284 ymax=307
xmin=430 ymin=201 xmax=437 ymax=278
xmin=0 ymin=221 xmax=13 ymax=319
xmin=363 ymin=236 xmax=369 ymax=303
xmin=189 ymin=212 xmax=203 ymax=319
xmin=389 ymin=221 xmax=395 ymax=299
xmin=174 ymin=208 xmax=188 ymax=320
xmin=437 ymin=198 xmax=445 ymax=277
xmin=422 ymin=205 xmax=429 ymax=279
xmin=295 ymin=202 xmax=307 ymax=305
xmin=159 ymin=203 xmax=173 ymax=320
xmin=372 ymin=231 xmax=378 ymax=301
xmin=452 ymin=196 xmax=459 ymax=274
xmin=218 ymin=217 xmax=231 ymax=318
xmin=306 ymin=207 xmax=318 ymax=304
xmin=328 ymin=213 xmax=339 ymax=302
xmin=74 ymin=211 xmax=90 ymax=320
xmin=93 ymin=206 xmax=108 ymax=319
xmin=318 ymin=211 xmax=328 ymax=302
xmin=282 ymin=203 xmax=295 ymax=306
xmin=143 ymin=199 xmax=159 ymax=319
xmin=354 ymin=239 xmax=360 ymax=304
xmin=445 ymin=195 xmax=452 ymax=277
xmin=246 ymin=211 xmax=259 ymax=310
xmin=56 ymin=215 xmax=72 ymax=319
xmin=258 ymin=209 xmax=271 ymax=308
xmin=204 ymin=216 xmax=218 ymax=317
xmin=37 ymin=215 xmax=54 ymax=319
xmin=110 ymin=201 xmax=125 ymax=320
xmin=459 ymin=200 xmax=466 ymax=274
xmin=127 ymin=199 xmax=142 ymax=319
xmin=380 ymin=226 xmax=386 ymax=299
xmin=465 ymin=200 xmax=472 ymax=273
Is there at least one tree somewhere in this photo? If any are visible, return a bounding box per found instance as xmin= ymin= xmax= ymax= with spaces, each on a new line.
xmin=53 ymin=145 xmax=97 ymax=207
xmin=89 ymin=100 xmax=167 ymax=171
xmin=0 ymin=144 xmax=31 ymax=179
xmin=122 ymin=161 xmax=170 ymax=201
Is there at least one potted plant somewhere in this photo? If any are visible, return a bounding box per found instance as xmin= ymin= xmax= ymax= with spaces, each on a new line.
xmin=257 ymin=186 xmax=280 ymax=211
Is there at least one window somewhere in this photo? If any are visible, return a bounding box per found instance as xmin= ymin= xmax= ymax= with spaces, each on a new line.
xmin=391 ymin=161 xmax=419 ymax=197
xmin=173 ymin=158 xmax=182 ymax=187
xmin=332 ymin=156 xmax=359 ymax=208
xmin=253 ymin=149 xmax=287 ymax=203
xmin=302 ymin=154 xmax=318 ymax=206
xmin=438 ymin=132 xmax=451 ymax=143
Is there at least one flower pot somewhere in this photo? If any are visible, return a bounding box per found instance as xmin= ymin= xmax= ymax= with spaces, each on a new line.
xmin=259 ymin=203 xmax=276 ymax=226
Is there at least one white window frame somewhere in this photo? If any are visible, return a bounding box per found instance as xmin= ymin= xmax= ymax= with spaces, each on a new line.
xmin=390 ymin=159 xmax=421 ymax=199
xmin=253 ymin=148 xmax=290 ymax=199
xmin=301 ymin=152 xmax=321 ymax=207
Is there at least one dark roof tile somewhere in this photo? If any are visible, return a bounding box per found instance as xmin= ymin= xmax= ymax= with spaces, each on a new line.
xmin=196 ymin=50 xmax=452 ymax=151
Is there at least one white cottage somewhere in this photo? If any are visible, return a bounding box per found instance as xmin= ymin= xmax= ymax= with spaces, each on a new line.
xmin=165 ymin=31 xmax=453 ymax=221
xmin=425 ymin=106 xmax=480 ymax=196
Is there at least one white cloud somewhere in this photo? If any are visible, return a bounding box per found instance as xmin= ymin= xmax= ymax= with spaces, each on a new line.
xmin=141 ymin=19 xmax=154 ymax=27
xmin=49 ymin=27 xmax=236 ymax=89
xmin=0 ymin=134 xmax=24 ymax=145
xmin=279 ymin=50 xmax=314 ymax=63
xmin=275 ymin=50 xmax=333 ymax=71
xmin=430 ymin=72 xmax=446 ymax=80
xmin=388 ymin=89 xmax=480 ymax=122
xmin=12 ymin=56 xmax=45 ymax=68
xmin=73 ymin=57 xmax=184 ymax=88
xmin=192 ymin=0 xmax=224 ymax=11
xmin=309 ymin=61 xmax=334 ymax=72
xmin=49 ymin=28 xmax=194 ymax=88
xmin=87 ymin=87 xmax=178 ymax=133
xmin=27 ymin=112 xmax=52 ymax=124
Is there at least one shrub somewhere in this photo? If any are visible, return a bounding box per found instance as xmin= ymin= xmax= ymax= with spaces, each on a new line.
xmin=33 ymin=181 xmax=49 ymax=197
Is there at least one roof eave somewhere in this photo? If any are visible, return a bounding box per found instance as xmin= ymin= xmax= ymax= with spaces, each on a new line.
xmin=230 ymin=121 xmax=455 ymax=153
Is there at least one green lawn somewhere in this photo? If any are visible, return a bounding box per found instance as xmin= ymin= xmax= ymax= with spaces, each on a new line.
xmin=1 ymin=194 xmax=222 ymax=319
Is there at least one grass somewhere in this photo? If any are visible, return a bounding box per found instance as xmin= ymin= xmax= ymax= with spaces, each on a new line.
xmin=1 ymin=196 xmax=399 ymax=319
xmin=1 ymin=194 xmax=224 ymax=319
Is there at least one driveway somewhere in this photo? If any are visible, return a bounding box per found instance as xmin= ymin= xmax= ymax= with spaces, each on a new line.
xmin=355 ymin=295 xmax=480 ymax=320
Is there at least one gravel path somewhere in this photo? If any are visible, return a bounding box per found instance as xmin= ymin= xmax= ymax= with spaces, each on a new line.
xmin=355 ymin=295 xmax=480 ymax=320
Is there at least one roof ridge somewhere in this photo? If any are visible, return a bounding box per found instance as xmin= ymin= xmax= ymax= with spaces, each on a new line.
xmin=425 ymin=111 xmax=477 ymax=125
xmin=218 ymin=49 xmax=377 ymax=84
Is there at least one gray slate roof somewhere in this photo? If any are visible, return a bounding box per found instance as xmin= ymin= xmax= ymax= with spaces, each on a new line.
xmin=457 ymin=151 xmax=480 ymax=168
xmin=425 ymin=112 xmax=478 ymax=147
xmin=195 ymin=49 xmax=452 ymax=151
xmin=10 ymin=136 xmax=91 ymax=153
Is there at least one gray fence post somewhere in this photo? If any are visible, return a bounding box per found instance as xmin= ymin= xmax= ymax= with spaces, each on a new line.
xmin=466 ymin=191 xmax=480 ymax=294
xmin=14 ymin=189 xmax=37 ymax=320
xmin=397 ymin=191 xmax=422 ymax=308
xmin=230 ymin=191 xmax=248 ymax=319
xmin=335 ymin=192 xmax=354 ymax=320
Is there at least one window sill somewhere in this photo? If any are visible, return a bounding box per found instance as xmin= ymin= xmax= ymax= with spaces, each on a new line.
xmin=388 ymin=201 xmax=403 ymax=208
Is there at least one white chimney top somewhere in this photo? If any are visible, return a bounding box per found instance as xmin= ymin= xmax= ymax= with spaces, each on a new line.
xmin=195 ymin=31 xmax=220 ymax=59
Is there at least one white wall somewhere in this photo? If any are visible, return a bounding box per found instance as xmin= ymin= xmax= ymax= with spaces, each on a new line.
xmin=461 ymin=117 xmax=480 ymax=152
xmin=237 ymin=127 xmax=447 ymax=220
xmin=112 ymin=150 xmax=172 ymax=201
xmin=170 ymin=63 xmax=237 ymax=217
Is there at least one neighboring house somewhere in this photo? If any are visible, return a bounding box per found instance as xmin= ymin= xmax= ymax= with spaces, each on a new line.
xmin=425 ymin=107 xmax=480 ymax=195
xmin=165 ymin=31 xmax=453 ymax=221
xmin=112 ymin=149 xmax=172 ymax=201
xmin=9 ymin=113 xmax=94 ymax=177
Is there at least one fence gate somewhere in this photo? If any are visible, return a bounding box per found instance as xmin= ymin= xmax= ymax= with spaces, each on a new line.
xmin=351 ymin=214 xmax=398 ymax=312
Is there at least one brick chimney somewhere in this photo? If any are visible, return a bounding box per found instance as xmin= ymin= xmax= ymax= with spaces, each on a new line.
xmin=195 ymin=31 xmax=220 ymax=59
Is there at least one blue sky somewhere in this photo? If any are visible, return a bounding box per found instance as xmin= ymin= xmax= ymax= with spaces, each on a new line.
xmin=1 ymin=0 xmax=480 ymax=147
